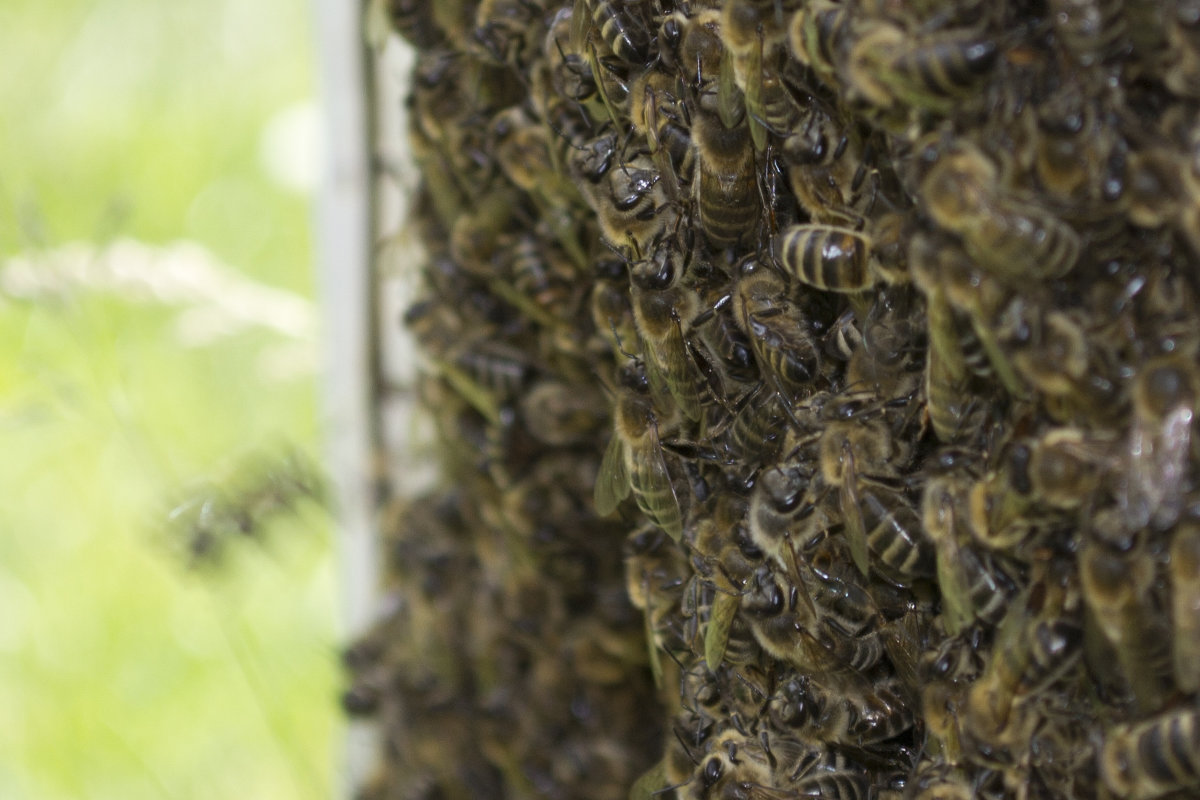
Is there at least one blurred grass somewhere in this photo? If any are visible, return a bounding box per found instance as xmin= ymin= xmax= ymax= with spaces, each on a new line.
xmin=0 ymin=0 xmax=339 ymax=798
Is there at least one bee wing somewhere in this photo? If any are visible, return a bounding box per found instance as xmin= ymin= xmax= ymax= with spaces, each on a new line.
xmin=745 ymin=37 xmax=768 ymax=151
xmin=627 ymin=758 xmax=669 ymax=800
xmin=705 ymin=588 xmax=739 ymax=671
xmin=935 ymin=535 xmax=975 ymax=637
xmin=717 ymin=44 xmax=742 ymax=129
xmin=595 ymin=431 xmax=631 ymax=515
xmin=643 ymin=346 xmax=675 ymax=411
xmin=662 ymin=321 xmax=704 ymax=422
xmin=631 ymin=436 xmax=684 ymax=540
xmin=643 ymin=599 xmax=665 ymax=688
xmin=838 ymin=460 xmax=871 ymax=579
xmin=879 ymin=611 xmax=924 ymax=702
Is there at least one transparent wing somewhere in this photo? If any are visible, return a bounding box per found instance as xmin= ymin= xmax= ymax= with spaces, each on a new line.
xmin=594 ymin=431 xmax=631 ymax=515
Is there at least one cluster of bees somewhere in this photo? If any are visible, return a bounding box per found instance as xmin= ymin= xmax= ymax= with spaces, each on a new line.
xmin=344 ymin=0 xmax=1200 ymax=797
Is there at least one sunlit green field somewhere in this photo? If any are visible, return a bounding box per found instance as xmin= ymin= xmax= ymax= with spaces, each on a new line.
xmin=1 ymin=1 xmax=340 ymax=797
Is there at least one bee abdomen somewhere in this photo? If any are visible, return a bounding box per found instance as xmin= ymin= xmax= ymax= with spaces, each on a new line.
xmin=775 ymin=224 xmax=873 ymax=292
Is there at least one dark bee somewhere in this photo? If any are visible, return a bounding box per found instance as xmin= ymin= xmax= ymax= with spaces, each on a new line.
xmin=846 ymin=24 xmax=999 ymax=117
xmin=595 ymin=362 xmax=684 ymax=540
xmin=773 ymin=223 xmax=873 ymax=293
xmin=1101 ymin=707 xmax=1200 ymax=800
xmin=728 ymin=258 xmax=822 ymax=399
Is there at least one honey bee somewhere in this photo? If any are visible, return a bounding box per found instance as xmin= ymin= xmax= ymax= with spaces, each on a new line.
xmin=772 ymin=223 xmax=874 ymax=293
xmin=595 ymin=362 xmax=684 ymax=540
xmin=625 ymin=524 xmax=689 ymax=687
xmin=844 ymin=23 xmax=999 ymax=118
xmin=1165 ymin=0 xmax=1200 ymax=98
xmin=382 ymin=0 xmax=448 ymax=49
xmin=918 ymin=138 xmax=1081 ymax=283
xmin=1169 ymin=520 xmax=1200 ymax=693
xmin=694 ymin=284 xmax=760 ymax=387
xmin=818 ymin=403 xmax=934 ymax=583
xmin=1024 ymin=426 xmax=1112 ymax=512
xmin=1100 ymin=707 xmax=1200 ymax=800
xmin=921 ymin=473 xmax=1017 ymax=635
xmin=545 ymin=6 xmax=597 ymax=101
xmin=682 ymin=573 xmax=761 ymax=669
xmin=518 ymin=378 xmax=607 ymax=446
xmin=788 ymin=0 xmax=854 ymax=90
xmin=1079 ymin=540 xmax=1173 ymax=713
xmin=630 ymin=251 xmax=707 ymax=422
xmin=472 ymin=0 xmax=543 ymax=66
xmin=1032 ymin=80 xmax=1125 ymax=208
xmin=685 ymin=727 xmax=870 ymax=800
xmin=768 ymin=671 xmax=914 ymax=750
xmin=1048 ymin=0 xmax=1129 ymax=67
xmin=748 ymin=458 xmax=825 ymax=565
xmin=578 ymin=153 xmax=681 ymax=257
xmin=780 ymin=96 xmax=871 ymax=225
xmin=724 ymin=383 xmax=798 ymax=463
xmin=962 ymin=566 xmax=1083 ymax=764
xmin=1120 ymin=353 xmax=1199 ymax=531
xmin=692 ymin=106 xmax=760 ymax=252
xmin=846 ymin=284 xmax=925 ymax=401
xmin=581 ymin=0 xmax=653 ymax=66
xmin=630 ymin=68 xmax=696 ymax=189
xmin=909 ymin=229 xmax=1025 ymax=402
xmin=728 ymin=258 xmax=823 ymax=399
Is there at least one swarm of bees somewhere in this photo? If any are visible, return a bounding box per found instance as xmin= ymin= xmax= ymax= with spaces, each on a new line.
xmin=344 ymin=0 xmax=1200 ymax=797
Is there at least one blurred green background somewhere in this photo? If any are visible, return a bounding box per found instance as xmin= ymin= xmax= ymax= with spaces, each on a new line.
xmin=1 ymin=0 xmax=340 ymax=797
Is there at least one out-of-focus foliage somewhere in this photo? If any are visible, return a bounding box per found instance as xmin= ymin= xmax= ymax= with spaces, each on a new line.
xmin=0 ymin=1 xmax=337 ymax=799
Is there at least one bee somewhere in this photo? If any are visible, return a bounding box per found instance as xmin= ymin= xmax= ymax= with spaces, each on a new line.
xmin=921 ymin=472 xmax=1018 ymax=635
xmin=845 ymin=23 xmax=999 ymax=117
xmin=1121 ymin=353 xmax=1199 ymax=531
xmin=728 ymin=258 xmax=823 ymax=399
xmin=472 ymin=0 xmax=542 ymax=67
xmin=682 ymin=573 xmax=761 ymax=669
xmin=1100 ymin=707 xmax=1200 ymax=800
xmin=694 ymin=283 xmax=760 ymax=386
xmin=720 ymin=0 xmax=790 ymax=72
xmin=589 ymin=256 xmax=640 ymax=357
xmin=788 ymin=0 xmax=855 ymax=90
xmin=630 ymin=250 xmax=707 ymax=422
xmin=962 ymin=566 xmax=1083 ymax=764
xmin=724 ymin=383 xmax=797 ymax=463
xmin=1170 ymin=520 xmax=1200 ymax=693
xmin=581 ymin=0 xmax=653 ymax=66
xmin=686 ymin=727 xmax=870 ymax=800
xmin=617 ymin=519 xmax=685 ymax=677
xmin=772 ymin=223 xmax=874 ymax=293
xmin=595 ymin=362 xmax=684 ymax=540
xmin=578 ymin=153 xmax=680 ymax=258
xmin=382 ymin=0 xmax=448 ymax=49
xmin=748 ymin=457 xmax=826 ymax=565
xmin=909 ymin=229 xmax=1025 ymax=401
xmin=918 ymin=138 xmax=1081 ymax=283
xmin=1047 ymin=0 xmax=1128 ymax=67
xmin=720 ymin=0 xmax=796 ymax=150
xmin=692 ymin=106 xmax=760 ymax=252
xmin=1032 ymin=80 xmax=1126 ymax=208
xmin=544 ymin=7 xmax=596 ymax=104
xmin=846 ymin=284 xmax=925 ymax=402
xmin=517 ymin=378 xmax=606 ymax=446
xmin=1079 ymin=540 xmax=1173 ymax=713
xmin=500 ymin=232 xmax=580 ymax=329
xmin=1024 ymin=426 xmax=1112 ymax=511
xmin=1165 ymin=0 xmax=1200 ymax=99
xmin=630 ymin=68 xmax=696 ymax=189
xmin=818 ymin=403 xmax=934 ymax=583
xmin=768 ymin=672 xmax=914 ymax=750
